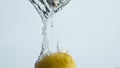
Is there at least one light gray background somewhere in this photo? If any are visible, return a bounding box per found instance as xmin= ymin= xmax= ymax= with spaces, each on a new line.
xmin=0 ymin=0 xmax=120 ymax=68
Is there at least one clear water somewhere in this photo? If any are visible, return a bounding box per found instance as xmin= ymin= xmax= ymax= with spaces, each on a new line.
xmin=29 ymin=0 xmax=71 ymax=62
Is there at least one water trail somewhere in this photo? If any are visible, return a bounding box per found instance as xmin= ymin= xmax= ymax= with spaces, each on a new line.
xmin=29 ymin=0 xmax=71 ymax=62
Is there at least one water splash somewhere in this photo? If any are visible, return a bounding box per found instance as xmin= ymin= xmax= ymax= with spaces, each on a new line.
xmin=29 ymin=0 xmax=71 ymax=62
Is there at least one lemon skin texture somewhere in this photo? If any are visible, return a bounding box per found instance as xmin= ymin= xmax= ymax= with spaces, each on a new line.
xmin=35 ymin=52 xmax=76 ymax=68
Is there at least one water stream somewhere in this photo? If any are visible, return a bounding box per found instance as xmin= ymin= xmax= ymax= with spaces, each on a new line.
xmin=29 ymin=0 xmax=71 ymax=63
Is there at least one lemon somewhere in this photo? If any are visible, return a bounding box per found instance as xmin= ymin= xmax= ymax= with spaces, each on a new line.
xmin=35 ymin=52 xmax=76 ymax=68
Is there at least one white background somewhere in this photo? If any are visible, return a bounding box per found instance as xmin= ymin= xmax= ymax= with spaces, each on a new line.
xmin=0 ymin=0 xmax=120 ymax=68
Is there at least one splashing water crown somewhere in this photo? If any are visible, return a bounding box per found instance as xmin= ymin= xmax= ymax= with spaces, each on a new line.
xmin=29 ymin=0 xmax=71 ymax=21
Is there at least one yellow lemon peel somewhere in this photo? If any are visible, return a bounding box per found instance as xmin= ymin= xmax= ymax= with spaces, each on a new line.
xmin=35 ymin=52 xmax=76 ymax=68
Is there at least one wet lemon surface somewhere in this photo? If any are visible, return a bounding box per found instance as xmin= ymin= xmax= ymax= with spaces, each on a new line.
xmin=35 ymin=52 xmax=76 ymax=68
